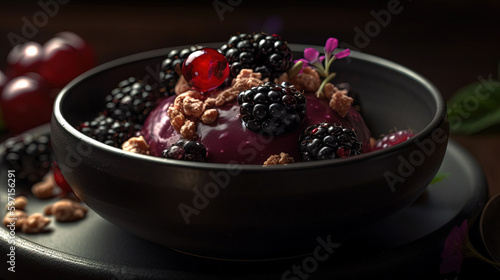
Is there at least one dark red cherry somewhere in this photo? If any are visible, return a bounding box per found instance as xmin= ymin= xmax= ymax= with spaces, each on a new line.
xmin=6 ymin=42 xmax=44 ymax=76
xmin=0 ymin=74 xmax=53 ymax=134
xmin=52 ymin=161 xmax=72 ymax=193
xmin=37 ymin=37 xmax=87 ymax=88
xmin=55 ymin=31 xmax=96 ymax=71
xmin=182 ymin=48 xmax=229 ymax=92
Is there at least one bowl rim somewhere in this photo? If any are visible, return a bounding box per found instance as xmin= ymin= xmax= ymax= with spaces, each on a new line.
xmin=53 ymin=43 xmax=446 ymax=171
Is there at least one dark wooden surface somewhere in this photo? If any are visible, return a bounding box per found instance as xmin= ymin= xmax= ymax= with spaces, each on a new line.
xmin=1 ymin=0 xmax=500 ymax=278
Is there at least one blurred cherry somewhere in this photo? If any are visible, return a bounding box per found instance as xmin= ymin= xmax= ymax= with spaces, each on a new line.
xmin=6 ymin=42 xmax=43 ymax=76
xmin=37 ymin=37 xmax=86 ymax=88
xmin=0 ymin=74 xmax=53 ymax=134
xmin=55 ymin=31 xmax=96 ymax=71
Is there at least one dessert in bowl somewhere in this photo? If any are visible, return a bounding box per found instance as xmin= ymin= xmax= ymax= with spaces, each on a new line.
xmin=50 ymin=34 xmax=448 ymax=259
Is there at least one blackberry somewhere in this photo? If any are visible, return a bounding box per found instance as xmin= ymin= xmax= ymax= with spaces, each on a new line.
xmin=159 ymin=45 xmax=204 ymax=96
xmin=162 ymin=139 xmax=208 ymax=162
xmin=2 ymin=133 xmax=52 ymax=184
xmin=103 ymin=77 xmax=158 ymax=125
xmin=220 ymin=32 xmax=293 ymax=80
xmin=299 ymin=122 xmax=362 ymax=162
xmin=77 ymin=114 xmax=142 ymax=148
xmin=237 ymin=81 xmax=306 ymax=135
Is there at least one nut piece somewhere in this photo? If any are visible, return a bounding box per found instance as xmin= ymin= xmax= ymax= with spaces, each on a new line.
xmin=324 ymin=83 xmax=353 ymax=118
xmin=200 ymin=109 xmax=218 ymax=124
xmin=290 ymin=67 xmax=321 ymax=92
xmin=21 ymin=213 xmax=50 ymax=234
xmin=44 ymin=199 xmax=88 ymax=222
xmin=370 ymin=137 xmax=377 ymax=150
xmin=5 ymin=196 xmax=28 ymax=211
xmin=31 ymin=172 xmax=57 ymax=199
xmin=3 ymin=210 xmax=28 ymax=229
xmin=122 ymin=135 xmax=150 ymax=155
xmin=179 ymin=120 xmax=196 ymax=139
xmin=263 ymin=153 xmax=295 ymax=166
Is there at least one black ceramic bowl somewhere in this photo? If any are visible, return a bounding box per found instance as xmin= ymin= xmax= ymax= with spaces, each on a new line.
xmin=51 ymin=43 xmax=448 ymax=260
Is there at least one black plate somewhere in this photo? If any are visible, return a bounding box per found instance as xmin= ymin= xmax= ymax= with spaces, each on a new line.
xmin=0 ymin=125 xmax=487 ymax=279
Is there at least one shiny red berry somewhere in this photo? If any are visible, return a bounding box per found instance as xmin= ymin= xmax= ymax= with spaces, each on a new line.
xmin=0 ymin=74 xmax=53 ymax=134
xmin=7 ymin=42 xmax=44 ymax=76
xmin=55 ymin=31 xmax=96 ymax=71
xmin=52 ymin=161 xmax=72 ymax=192
xmin=37 ymin=37 xmax=87 ymax=88
xmin=182 ymin=48 xmax=229 ymax=92
xmin=373 ymin=129 xmax=414 ymax=151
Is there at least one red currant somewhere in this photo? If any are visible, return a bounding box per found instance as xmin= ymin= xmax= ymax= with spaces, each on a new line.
xmin=6 ymin=42 xmax=43 ymax=76
xmin=37 ymin=37 xmax=87 ymax=88
xmin=182 ymin=48 xmax=229 ymax=92
xmin=373 ymin=129 xmax=414 ymax=151
xmin=0 ymin=74 xmax=53 ymax=134
xmin=52 ymin=161 xmax=72 ymax=193
xmin=55 ymin=31 xmax=95 ymax=71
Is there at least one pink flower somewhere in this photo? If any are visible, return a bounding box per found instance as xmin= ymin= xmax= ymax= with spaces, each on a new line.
xmin=440 ymin=220 xmax=468 ymax=275
xmin=334 ymin=49 xmax=351 ymax=59
xmin=325 ymin=38 xmax=338 ymax=54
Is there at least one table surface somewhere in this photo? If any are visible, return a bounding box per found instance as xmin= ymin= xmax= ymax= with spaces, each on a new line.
xmin=0 ymin=0 xmax=499 ymax=278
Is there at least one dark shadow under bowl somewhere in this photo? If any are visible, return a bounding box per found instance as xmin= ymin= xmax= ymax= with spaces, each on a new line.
xmin=51 ymin=44 xmax=448 ymax=260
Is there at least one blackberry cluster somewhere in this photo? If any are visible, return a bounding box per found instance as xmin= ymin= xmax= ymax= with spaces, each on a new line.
xmin=219 ymin=32 xmax=293 ymax=80
xmin=2 ymin=134 xmax=52 ymax=184
xmin=299 ymin=122 xmax=362 ymax=162
xmin=104 ymin=77 xmax=158 ymax=124
xmin=77 ymin=114 xmax=142 ymax=148
xmin=162 ymin=139 xmax=208 ymax=162
xmin=159 ymin=45 xmax=204 ymax=95
xmin=237 ymin=81 xmax=307 ymax=135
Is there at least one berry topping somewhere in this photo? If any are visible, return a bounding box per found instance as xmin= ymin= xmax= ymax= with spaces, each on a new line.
xmin=77 ymin=113 xmax=142 ymax=148
xmin=159 ymin=45 xmax=204 ymax=96
xmin=373 ymin=129 xmax=414 ymax=151
xmin=237 ymin=81 xmax=306 ymax=135
xmin=103 ymin=77 xmax=159 ymax=124
xmin=181 ymin=48 xmax=230 ymax=93
xmin=220 ymin=32 xmax=293 ymax=80
xmin=299 ymin=122 xmax=362 ymax=161
xmin=162 ymin=139 xmax=208 ymax=162
xmin=52 ymin=161 xmax=72 ymax=193
xmin=2 ymin=133 xmax=52 ymax=184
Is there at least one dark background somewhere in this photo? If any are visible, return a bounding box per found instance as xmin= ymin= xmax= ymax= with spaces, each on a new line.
xmin=1 ymin=0 xmax=500 ymax=278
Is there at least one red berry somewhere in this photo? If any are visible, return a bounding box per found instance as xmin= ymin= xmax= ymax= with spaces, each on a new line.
xmin=182 ymin=48 xmax=229 ymax=92
xmin=0 ymin=74 xmax=53 ymax=134
xmin=373 ymin=129 xmax=414 ymax=151
xmin=37 ymin=37 xmax=87 ymax=88
xmin=55 ymin=31 xmax=95 ymax=71
xmin=52 ymin=161 xmax=72 ymax=192
xmin=6 ymin=42 xmax=44 ymax=76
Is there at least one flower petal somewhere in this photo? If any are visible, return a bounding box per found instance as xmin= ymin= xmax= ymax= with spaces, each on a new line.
xmin=325 ymin=38 xmax=338 ymax=54
xmin=334 ymin=49 xmax=351 ymax=59
xmin=319 ymin=55 xmax=325 ymax=63
xmin=304 ymin=48 xmax=320 ymax=62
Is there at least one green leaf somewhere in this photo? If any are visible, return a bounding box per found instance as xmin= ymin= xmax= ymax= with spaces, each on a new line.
xmin=430 ymin=172 xmax=450 ymax=185
xmin=447 ymin=80 xmax=500 ymax=134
